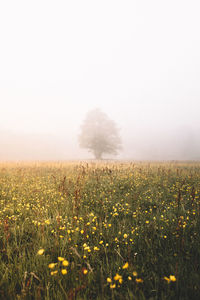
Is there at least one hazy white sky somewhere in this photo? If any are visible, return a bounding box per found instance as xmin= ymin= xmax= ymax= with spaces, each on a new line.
xmin=0 ymin=0 xmax=200 ymax=159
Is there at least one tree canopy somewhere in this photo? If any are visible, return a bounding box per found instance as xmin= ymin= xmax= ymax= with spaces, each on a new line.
xmin=79 ymin=109 xmax=122 ymax=159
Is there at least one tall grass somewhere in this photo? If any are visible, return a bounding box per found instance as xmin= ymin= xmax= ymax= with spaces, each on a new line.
xmin=0 ymin=161 xmax=200 ymax=299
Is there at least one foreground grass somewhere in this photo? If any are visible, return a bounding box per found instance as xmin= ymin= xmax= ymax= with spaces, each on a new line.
xmin=0 ymin=161 xmax=200 ymax=299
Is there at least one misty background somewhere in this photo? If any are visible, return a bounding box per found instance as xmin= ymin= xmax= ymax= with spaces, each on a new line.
xmin=0 ymin=0 xmax=200 ymax=161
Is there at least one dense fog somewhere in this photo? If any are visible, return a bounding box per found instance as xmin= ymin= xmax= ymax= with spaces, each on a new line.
xmin=0 ymin=1 xmax=200 ymax=161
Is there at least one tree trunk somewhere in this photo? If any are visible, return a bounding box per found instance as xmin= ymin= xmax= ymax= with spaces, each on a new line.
xmin=94 ymin=150 xmax=102 ymax=160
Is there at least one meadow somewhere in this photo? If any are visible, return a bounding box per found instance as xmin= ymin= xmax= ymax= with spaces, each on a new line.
xmin=0 ymin=161 xmax=199 ymax=300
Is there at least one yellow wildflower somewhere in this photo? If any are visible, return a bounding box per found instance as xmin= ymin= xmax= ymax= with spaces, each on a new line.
xmin=61 ymin=269 xmax=67 ymax=275
xmin=164 ymin=276 xmax=171 ymax=283
xmin=37 ymin=249 xmax=44 ymax=255
xmin=114 ymin=273 xmax=122 ymax=281
xmin=62 ymin=260 xmax=69 ymax=267
xmin=169 ymin=275 xmax=176 ymax=282
xmin=164 ymin=275 xmax=176 ymax=283
xmin=135 ymin=278 xmax=143 ymax=283
xmin=58 ymin=257 xmax=64 ymax=261
xmin=50 ymin=271 xmax=58 ymax=276
xmin=48 ymin=263 xmax=57 ymax=269
xmin=122 ymin=262 xmax=129 ymax=269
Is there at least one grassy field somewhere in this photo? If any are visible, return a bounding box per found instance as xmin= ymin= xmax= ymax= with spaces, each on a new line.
xmin=0 ymin=161 xmax=200 ymax=299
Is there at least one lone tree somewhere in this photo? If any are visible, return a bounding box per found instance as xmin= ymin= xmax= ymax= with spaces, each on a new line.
xmin=79 ymin=108 xmax=122 ymax=159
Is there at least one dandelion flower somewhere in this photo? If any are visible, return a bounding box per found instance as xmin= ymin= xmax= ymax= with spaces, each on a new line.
xmin=122 ymin=262 xmax=129 ymax=269
xmin=37 ymin=249 xmax=44 ymax=255
xmin=61 ymin=269 xmax=67 ymax=275
xmin=48 ymin=263 xmax=57 ymax=269
xmin=132 ymin=271 xmax=138 ymax=277
xmin=164 ymin=276 xmax=171 ymax=283
xmin=58 ymin=257 xmax=64 ymax=261
xmin=135 ymin=278 xmax=143 ymax=283
xmin=114 ymin=273 xmax=122 ymax=281
xmin=169 ymin=275 xmax=176 ymax=282
xmin=50 ymin=270 xmax=58 ymax=276
xmin=62 ymin=260 xmax=69 ymax=267
xmin=107 ymin=277 xmax=112 ymax=283
xmin=110 ymin=284 xmax=116 ymax=289
xmin=83 ymin=269 xmax=88 ymax=275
